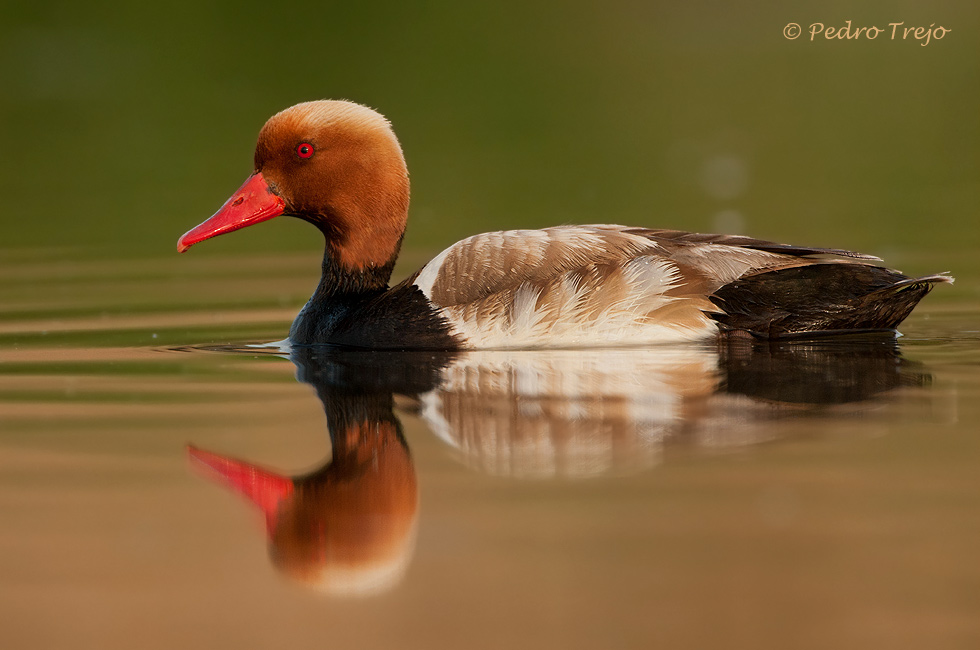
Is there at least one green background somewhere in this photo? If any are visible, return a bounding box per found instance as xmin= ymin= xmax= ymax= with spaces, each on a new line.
xmin=2 ymin=0 xmax=977 ymax=272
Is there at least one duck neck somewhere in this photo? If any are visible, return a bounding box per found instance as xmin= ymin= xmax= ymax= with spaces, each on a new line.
xmin=289 ymin=244 xmax=396 ymax=343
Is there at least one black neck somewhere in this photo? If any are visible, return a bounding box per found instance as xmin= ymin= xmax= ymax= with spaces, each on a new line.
xmin=313 ymin=246 xmax=395 ymax=299
xmin=289 ymin=243 xmax=396 ymax=343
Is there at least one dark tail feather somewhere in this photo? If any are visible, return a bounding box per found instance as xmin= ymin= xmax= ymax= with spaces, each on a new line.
xmin=878 ymin=273 xmax=954 ymax=291
xmin=709 ymin=265 xmax=953 ymax=338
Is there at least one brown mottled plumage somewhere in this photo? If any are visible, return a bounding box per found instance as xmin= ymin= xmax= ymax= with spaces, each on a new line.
xmin=410 ymin=225 xmax=950 ymax=346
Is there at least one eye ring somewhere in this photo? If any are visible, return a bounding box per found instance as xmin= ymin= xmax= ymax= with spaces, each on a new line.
xmin=296 ymin=142 xmax=314 ymax=159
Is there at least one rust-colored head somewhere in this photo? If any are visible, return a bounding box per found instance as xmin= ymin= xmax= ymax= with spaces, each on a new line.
xmin=178 ymin=100 xmax=410 ymax=271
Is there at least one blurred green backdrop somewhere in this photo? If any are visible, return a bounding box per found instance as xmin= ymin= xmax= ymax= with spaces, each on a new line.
xmin=1 ymin=0 xmax=977 ymax=271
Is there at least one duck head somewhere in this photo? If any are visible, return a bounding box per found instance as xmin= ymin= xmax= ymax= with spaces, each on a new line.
xmin=177 ymin=100 xmax=410 ymax=273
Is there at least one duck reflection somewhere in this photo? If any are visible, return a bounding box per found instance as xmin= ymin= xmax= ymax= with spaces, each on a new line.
xmin=188 ymin=336 xmax=927 ymax=594
xmin=419 ymin=337 xmax=927 ymax=477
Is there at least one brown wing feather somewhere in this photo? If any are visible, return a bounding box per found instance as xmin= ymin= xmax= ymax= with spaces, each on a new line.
xmin=408 ymin=225 xmax=898 ymax=346
xmin=416 ymin=225 xmax=873 ymax=311
xmin=623 ymin=228 xmax=881 ymax=261
xmin=420 ymin=227 xmax=653 ymax=306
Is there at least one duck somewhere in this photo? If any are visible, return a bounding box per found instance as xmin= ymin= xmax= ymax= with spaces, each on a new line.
xmin=177 ymin=100 xmax=952 ymax=349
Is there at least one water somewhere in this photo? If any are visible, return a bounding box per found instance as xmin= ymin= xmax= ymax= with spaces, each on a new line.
xmin=2 ymin=250 xmax=978 ymax=649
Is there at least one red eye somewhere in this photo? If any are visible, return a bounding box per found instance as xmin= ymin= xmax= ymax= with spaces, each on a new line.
xmin=296 ymin=142 xmax=314 ymax=159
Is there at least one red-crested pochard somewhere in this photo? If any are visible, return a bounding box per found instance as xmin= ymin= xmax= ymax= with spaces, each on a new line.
xmin=177 ymin=100 xmax=951 ymax=349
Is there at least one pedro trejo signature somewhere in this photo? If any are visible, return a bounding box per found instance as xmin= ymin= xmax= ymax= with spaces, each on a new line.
xmin=783 ymin=21 xmax=950 ymax=46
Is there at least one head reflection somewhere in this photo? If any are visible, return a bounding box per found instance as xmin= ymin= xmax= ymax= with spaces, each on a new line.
xmin=188 ymin=336 xmax=928 ymax=595
xmin=189 ymin=348 xmax=452 ymax=597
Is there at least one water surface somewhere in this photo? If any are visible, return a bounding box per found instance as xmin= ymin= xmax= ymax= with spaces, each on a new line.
xmin=2 ymin=250 xmax=978 ymax=650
